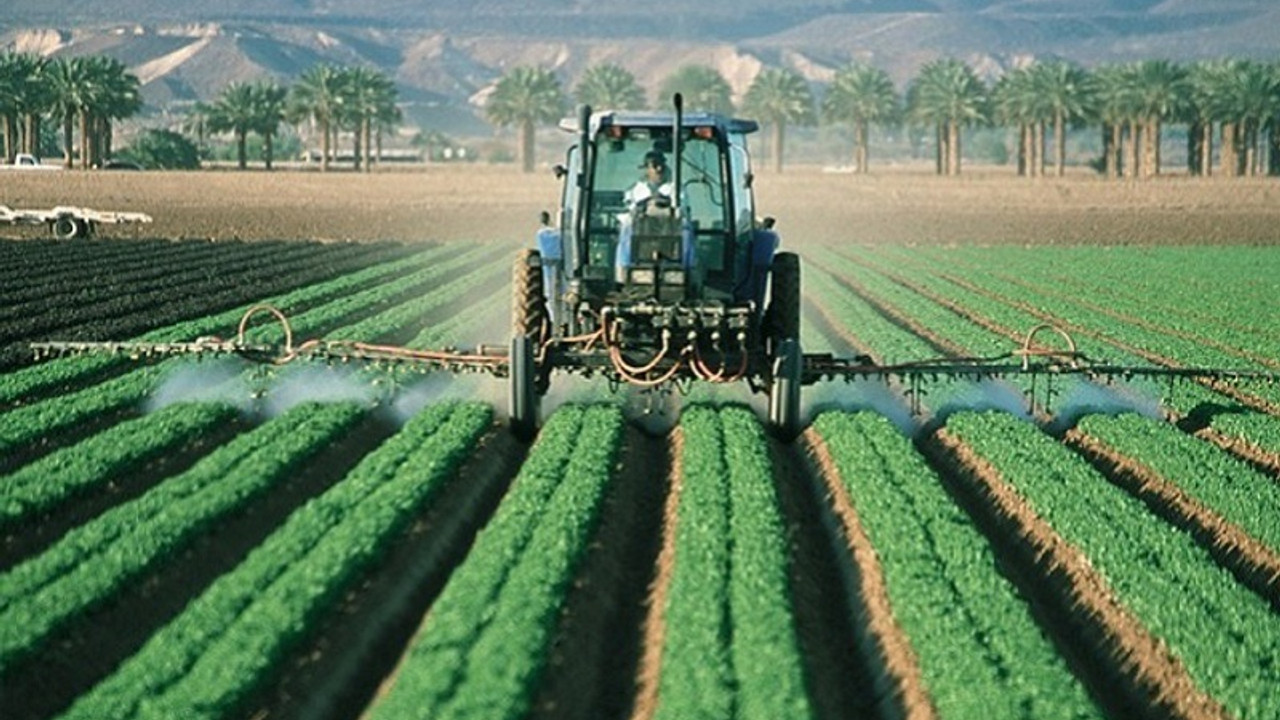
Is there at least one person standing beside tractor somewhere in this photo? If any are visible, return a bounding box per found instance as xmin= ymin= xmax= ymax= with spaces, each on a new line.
xmin=536 ymin=210 xmax=564 ymax=325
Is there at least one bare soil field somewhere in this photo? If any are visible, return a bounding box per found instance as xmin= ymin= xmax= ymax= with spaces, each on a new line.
xmin=3 ymin=164 xmax=1280 ymax=245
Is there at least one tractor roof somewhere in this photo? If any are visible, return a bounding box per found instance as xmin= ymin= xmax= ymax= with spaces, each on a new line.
xmin=558 ymin=110 xmax=759 ymax=136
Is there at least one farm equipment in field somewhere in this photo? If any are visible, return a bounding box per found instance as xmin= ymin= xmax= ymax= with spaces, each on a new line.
xmin=0 ymin=204 xmax=153 ymax=239
xmin=24 ymin=96 xmax=1280 ymax=441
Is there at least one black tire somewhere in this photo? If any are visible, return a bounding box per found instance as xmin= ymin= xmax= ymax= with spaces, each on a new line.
xmin=767 ymin=252 xmax=800 ymax=346
xmin=768 ymin=338 xmax=803 ymax=441
xmin=510 ymin=250 xmax=547 ymax=439
xmin=510 ymin=333 xmax=540 ymax=441
xmin=512 ymin=249 xmax=548 ymax=339
xmin=52 ymin=216 xmax=81 ymax=240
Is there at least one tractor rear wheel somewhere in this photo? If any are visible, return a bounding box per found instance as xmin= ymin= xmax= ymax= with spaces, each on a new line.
xmin=512 ymin=249 xmax=548 ymax=339
xmin=52 ymin=216 xmax=84 ymax=240
xmin=510 ymin=249 xmax=547 ymax=440
xmin=767 ymin=252 xmax=800 ymax=348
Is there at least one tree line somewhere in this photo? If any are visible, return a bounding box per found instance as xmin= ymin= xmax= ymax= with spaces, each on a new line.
xmin=5 ymin=49 xmax=1279 ymax=177
xmin=490 ymin=58 xmax=1280 ymax=178
xmin=0 ymin=52 xmax=399 ymax=171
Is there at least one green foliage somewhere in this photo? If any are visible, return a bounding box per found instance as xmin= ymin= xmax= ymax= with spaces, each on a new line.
xmin=0 ymin=402 xmax=365 ymax=671
xmin=118 ymin=129 xmax=201 ymax=169
xmin=815 ymin=410 xmax=1101 ymax=718
xmin=945 ymin=410 xmax=1280 ymax=719
xmin=369 ymin=404 xmax=623 ymax=720
xmin=575 ymin=63 xmax=646 ymax=110
xmin=658 ymin=64 xmax=734 ymax=114
xmin=656 ymin=405 xmax=813 ymax=720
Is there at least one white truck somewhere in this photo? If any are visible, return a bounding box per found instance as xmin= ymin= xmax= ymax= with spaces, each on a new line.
xmin=0 ymin=205 xmax=153 ymax=239
xmin=2 ymin=153 xmax=62 ymax=171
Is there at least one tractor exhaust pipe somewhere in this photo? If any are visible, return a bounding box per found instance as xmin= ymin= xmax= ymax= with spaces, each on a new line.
xmin=672 ymin=93 xmax=683 ymax=214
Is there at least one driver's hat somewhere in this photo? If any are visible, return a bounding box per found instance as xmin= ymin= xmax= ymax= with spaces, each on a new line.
xmin=639 ymin=150 xmax=667 ymax=169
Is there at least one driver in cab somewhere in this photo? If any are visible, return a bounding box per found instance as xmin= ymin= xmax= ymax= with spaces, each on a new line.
xmin=616 ymin=150 xmax=693 ymax=282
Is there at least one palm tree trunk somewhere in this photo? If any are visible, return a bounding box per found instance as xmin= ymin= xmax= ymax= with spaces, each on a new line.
xmin=1270 ymin=123 xmax=1280 ymax=176
xmin=1221 ymin=122 xmax=1238 ymax=177
xmin=948 ymin=121 xmax=961 ymax=176
xmin=62 ymin=115 xmax=74 ymax=168
xmin=772 ymin=122 xmax=785 ymax=173
xmin=1244 ymin=120 xmax=1258 ymax=177
xmin=520 ymin=119 xmax=535 ymax=173
xmin=852 ymin=119 xmax=867 ymax=174
xmin=1201 ymin=122 xmax=1213 ymax=177
xmin=363 ymin=118 xmax=373 ymax=174
xmin=1143 ymin=118 xmax=1160 ymax=179
xmin=320 ymin=118 xmax=331 ymax=172
xmin=237 ymin=130 xmax=247 ymax=170
xmin=24 ymin=114 xmax=37 ymax=156
xmin=1124 ymin=121 xmax=1139 ymax=179
xmin=264 ymin=133 xmax=274 ymax=171
xmin=2 ymin=115 xmax=11 ymax=162
xmin=935 ymin=124 xmax=945 ymax=175
xmin=1033 ymin=121 xmax=1044 ymax=177
xmin=1054 ymin=111 xmax=1066 ymax=177
xmin=78 ymin=110 xmax=90 ymax=170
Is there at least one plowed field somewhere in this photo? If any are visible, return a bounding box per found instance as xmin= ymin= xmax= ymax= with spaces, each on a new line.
xmin=2 ymin=167 xmax=1279 ymax=720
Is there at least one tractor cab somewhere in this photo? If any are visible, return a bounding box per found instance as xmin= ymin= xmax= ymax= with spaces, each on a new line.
xmin=551 ymin=103 xmax=771 ymax=332
xmin=509 ymin=96 xmax=802 ymax=441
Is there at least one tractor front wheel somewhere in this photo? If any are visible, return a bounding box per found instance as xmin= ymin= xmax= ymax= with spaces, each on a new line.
xmin=52 ymin=216 xmax=86 ymax=240
xmin=766 ymin=252 xmax=800 ymax=354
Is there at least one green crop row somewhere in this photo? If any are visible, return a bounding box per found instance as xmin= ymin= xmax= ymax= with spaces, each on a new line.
xmin=59 ymin=402 xmax=492 ymax=720
xmin=944 ymin=410 xmax=1280 ymax=720
xmin=655 ymin=405 xmax=812 ymax=720
xmin=1075 ymin=412 xmax=1280 ymax=554
xmin=0 ymin=246 xmax=489 ymax=468
xmin=0 ymin=401 xmax=364 ymax=671
xmin=824 ymin=247 xmax=1280 ymax=458
xmin=369 ymin=404 xmax=623 ymax=720
xmin=814 ymin=410 xmax=1101 ymax=718
xmin=0 ymin=244 xmax=448 ymax=406
xmin=0 ymin=401 xmax=239 ymax=529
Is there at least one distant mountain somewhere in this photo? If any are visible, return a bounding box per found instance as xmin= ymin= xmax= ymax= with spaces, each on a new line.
xmin=3 ymin=0 xmax=1277 ymax=136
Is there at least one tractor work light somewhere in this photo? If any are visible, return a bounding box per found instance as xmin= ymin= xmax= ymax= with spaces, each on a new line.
xmin=629 ymin=268 xmax=656 ymax=285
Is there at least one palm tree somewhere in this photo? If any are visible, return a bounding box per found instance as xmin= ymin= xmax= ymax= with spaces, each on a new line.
xmin=250 ymin=81 xmax=288 ymax=170
xmin=992 ymin=66 xmax=1042 ymax=176
xmin=485 ymin=65 xmax=566 ymax=173
xmin=1130 ymin=60 xmax=1187 ymax=178
xmin=341 ymin=66 xmax=398 ymax=172
xmin=908 ymin=59 xmax=988 ymax=176
xmin=743 ymin=67 xmax=815 ymax=172
xmin=207 ymin=82 xmax=260 ymax=169
xmin=575 ymin=63 xmax=646 ymax=110
xmin=822 ymin=62 xmax=898 ymax=174
xmin=92 ymin=57 xmax=142 ymax=166
xmin=658 ymin=65 xmax=734 ymax=114
xmin=1030 ymin=61 xmax=1092 ymax=177
xmin=1185 ymin=60 xmax=1235 ymax=176
xmin=1089 ymin=64 xmax=1142 ymax=179
xmin=47 ymin=56 xmax=91 ymax=168
xmin=290 ymin=64 xmax=346 ymax=171
xmin=0 ymin=53 xmax=50 ymax=161
xmin=1219 ymin=60 xmax=1280 ymax=177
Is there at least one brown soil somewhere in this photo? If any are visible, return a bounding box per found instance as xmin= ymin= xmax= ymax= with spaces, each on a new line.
xmin=804 ymin=428 xmax=937 ymax=720
xmin=629 ymin=428 xmax=683 ymax=720
xmin=528 ymin=425 xmax=669 ymax=720
xmin=1067 ymin=429 xmax=1280 ymax=610
xmin=924 ymin=428 xmax=1229 ymax=720
xmin=5 ymin=166 xmax=1280 ymax=245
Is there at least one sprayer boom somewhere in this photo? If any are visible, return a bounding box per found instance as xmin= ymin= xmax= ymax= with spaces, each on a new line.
xmin=26 ymin=309 xmax=1280 ymax=417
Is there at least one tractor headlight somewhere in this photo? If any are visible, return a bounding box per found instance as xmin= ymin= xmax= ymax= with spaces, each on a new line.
xmin=629 ymin=268 xmax=656 ymax=285
xmin=661 ymin=269 xmax=686 ymax=286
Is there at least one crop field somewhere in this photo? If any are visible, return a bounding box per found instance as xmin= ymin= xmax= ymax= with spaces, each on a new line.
xmin=3 ymin=170 xmax=1280 ymax=720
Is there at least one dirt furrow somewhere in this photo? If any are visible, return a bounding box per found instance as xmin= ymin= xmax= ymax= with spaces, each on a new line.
xmin=921 ymin=429 xmax=1229 ymax=720
xmin=530 ymin=424 xmax=669 ymax=720
xmin=774 ymin=431 xmax=900 ymax=720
